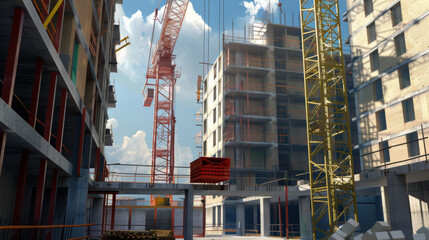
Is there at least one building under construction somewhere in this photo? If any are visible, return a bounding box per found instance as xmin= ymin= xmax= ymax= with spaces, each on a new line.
xmin=0 ymin=0 xmax=428 ymax=240
xmin=0 ymin=0 xmax=120 ymax=239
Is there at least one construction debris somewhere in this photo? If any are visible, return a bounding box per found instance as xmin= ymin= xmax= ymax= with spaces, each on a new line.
xmin=328 ymin=219 xmax=359 ymax=240
xmin=415 ymin=227 xmax=429 ymax=240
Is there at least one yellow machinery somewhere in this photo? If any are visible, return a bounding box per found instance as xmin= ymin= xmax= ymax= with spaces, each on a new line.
xmin=299 ymin=0 xmax=358 ymax=238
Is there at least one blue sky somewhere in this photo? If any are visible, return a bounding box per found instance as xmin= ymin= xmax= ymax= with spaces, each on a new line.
xmin=106 ymin=0 xmax=349 ymax=181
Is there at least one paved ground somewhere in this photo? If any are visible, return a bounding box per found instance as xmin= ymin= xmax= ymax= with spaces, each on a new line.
xmin=179 ymin=236 xmax=288 ymax=240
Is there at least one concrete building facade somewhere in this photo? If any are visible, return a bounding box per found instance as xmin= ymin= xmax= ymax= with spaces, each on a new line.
xmin=202 ymin=22 xmax=309 ymax=237
xmin=0 ymin=0 xmax=120 ymax=239
xmin=345 ymin=0 xmax=429 ymax=237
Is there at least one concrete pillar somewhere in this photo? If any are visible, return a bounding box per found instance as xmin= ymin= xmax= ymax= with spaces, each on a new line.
xmin=299 ymin=196 xmax=312 ymax=240
xmin=184 ymin=188 xmax=194 ymax=240
xmin=236 ymin=203 xmax=245 ymax=236
xmin=260 ymin=198 xmax=271 ymax=237
xmin=253 ymin=205 xmax=258 ymax=231
xmin=380 ymin=186 xmax=391 ymax=224
xmin=91 ymin=197 xmax=103 ymax=237
xmin=386 ymin=173 xmax=412 ymax=239
xmin=64 ymin=168 xmax=90 ymax=238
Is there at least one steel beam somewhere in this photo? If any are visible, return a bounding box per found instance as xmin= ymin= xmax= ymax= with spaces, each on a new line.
xmin=33 ymin=159 xmax=48 ymax=225
xmin=46 ymin=169 xmax=59 ymax=240
xmin=95 ymin=147 xmax=101 ymax=181
xmin=28 ymin=59 xmax=44 ymax=128
xmin=55 ymin=89 xmax=67 ymax=152
xmin=44 ymin=72 xmax=57 ymax=142
xmin=76 ymin=108 xmax=86 ymax=176
xmin=1 ymin=8 xmax=24 ymax=105
xmin=53 ymin=0 xmax=65 ymax=51
xmin=0 ymin=8 xmax=24 ymax=176
xmin=111 ymin=193 xmax=116 ymax=230
xmin=12 ymin=150 xmax=29 ymax=236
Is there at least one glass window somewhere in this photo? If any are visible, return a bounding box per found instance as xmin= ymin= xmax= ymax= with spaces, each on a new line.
xmin=204 ymin=79 xmax=207 ymax=93
xmin=218 ymin=103 xmax=221 ymax=118
xmin=218 ymin=126 xmax=221 ymax=143
xmin=373 ymin=79 xmax=383 ymax=101
xmin=213 ymin=107 xmax=217 ymax=123
xmin=204 ymin=99 xmax=207 ymax=113
xmin=203 ymin=119 xmax=207 ymax=134
xmin=398 ymin=64 xmax=411 ymax=89
xmin=213 ymin=86 xmax=217 ymax=101
xmin=395 ymin=33 xmax=406 ymax=56
xmin=376 ymin=110 xmax=387 ymax=131
xmin=370 ymin=50 xmax=379 ymax=72
xmin=213 ymin=130 xmax=216 ymax=147
xmin=379 ymin=141 xmax=390 ymax=163
xmin=391 ymin=3 xmax=403 ymax=26
xmin=367 ymin=23 xmax=376 ymax=43
xmin=402 ymin=98 xmax=415 ymax=122
xmin=406 ymin=132 xmax=420 ymax=157
xmin=364 ymin=0 xmax=373 ymax=16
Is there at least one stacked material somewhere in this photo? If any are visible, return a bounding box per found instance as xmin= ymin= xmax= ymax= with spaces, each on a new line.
xmin=101 ymin=230 xmax=174 ymax=240
xmin=328 ymin=219 xmax=360 ymax=240
xmin=353 ymin=221 xmax=406 ymax=240
xmin=414 ymin=227 xmax=429 ymax=240
xmin=190 ymin=157 xmax=230 ymax=183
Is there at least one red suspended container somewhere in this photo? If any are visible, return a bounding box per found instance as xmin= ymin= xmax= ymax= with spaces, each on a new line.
xmin=190 ymin=157 xmax=230 ymax=183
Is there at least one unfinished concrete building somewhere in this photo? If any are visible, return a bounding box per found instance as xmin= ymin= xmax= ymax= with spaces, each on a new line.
xmin=201 ymin=22 xmax=309 ymax=237
xmin=345 ymin=0 xmax=429 ymax=237
xmin=0 ymin=0 xmax=120 ymax=239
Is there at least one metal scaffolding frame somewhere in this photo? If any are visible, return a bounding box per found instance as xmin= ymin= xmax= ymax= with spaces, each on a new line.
xmin=299 ymin=0 xmax=358 ymax=238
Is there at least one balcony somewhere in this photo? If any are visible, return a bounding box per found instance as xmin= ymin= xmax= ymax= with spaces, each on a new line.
xmin=107 ymin=84 xmax=117 ymax=108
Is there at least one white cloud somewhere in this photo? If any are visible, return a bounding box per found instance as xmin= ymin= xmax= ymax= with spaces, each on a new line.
xmin=242 ymin=0 xmax=280 ymax=22
xmin=114 ymin=2 xmax=209 ymax=99
xmin=107 ymin=130 xmax=151 ymax=165
xmin=107 ymin=118 xmax=118 ymax=129
xmin=106 ymin=129 xmax=194 ymax=183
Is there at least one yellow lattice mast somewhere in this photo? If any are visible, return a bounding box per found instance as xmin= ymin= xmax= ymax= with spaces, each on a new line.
xmin=299 ymin=0 xmax=358 ymax=238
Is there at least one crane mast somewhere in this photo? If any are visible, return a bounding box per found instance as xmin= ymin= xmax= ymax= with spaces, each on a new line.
xmin=143 ymin=0 xmax=189 ymax=204
xmin=299 ymin=0 xmax=358 ymax=238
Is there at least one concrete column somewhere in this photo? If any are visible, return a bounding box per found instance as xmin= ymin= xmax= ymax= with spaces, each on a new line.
xmin=184 ymin=188 xmax=194 ymax=240
xmin=380 ymin=186 xmax=390 ymax=224
xmin=91 ymin=197 xmax=103 ymax=237
xmin=386 ymin=173 xmax=412 ymax=239
xmin=260 ymin=198 xmax=271 ymax=237
xmin=299 ymin=196 xmax=312 ymax=240
xmin=236 ymin=203 xmax=245 ymax=236
xmin=64 ymin=168 xmax=90 ymax=238
xmin=253 ymin=205 xmax=258 ymax=231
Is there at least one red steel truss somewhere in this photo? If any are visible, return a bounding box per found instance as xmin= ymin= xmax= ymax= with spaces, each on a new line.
xmin=143 ymin=0 xmax=189 ymax=203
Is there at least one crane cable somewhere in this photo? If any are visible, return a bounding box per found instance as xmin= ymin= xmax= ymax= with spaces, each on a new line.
xmin=146 ymin=0 xmax=163 ymax=76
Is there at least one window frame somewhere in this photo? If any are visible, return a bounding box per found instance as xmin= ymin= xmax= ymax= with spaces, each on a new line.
xmin=379 ymin=141 xmax=390 ymax=163
xmin=398 ymin=64 xmax=411 ymax=89
xmin=376 ymin=110 xmax=387 ymax=131
xmin=406 ymin=132 xmax=420 ymax=157
xmin=394 ymin=33 xmax=406 ymax=56
xmin=364 ymin=0 xmax=374 ymax=16
xmin=367 ymin=22 xmax=376 ymax=43
xmin=391 ymin=3 xmax=403 ymax=26
xmin=370 ymin=50 xmax=380 ymax=72
xmin=373 ymin=79 xmax=383 ymax=101
xmin=402 ymin=98 xmax=415 ymax=123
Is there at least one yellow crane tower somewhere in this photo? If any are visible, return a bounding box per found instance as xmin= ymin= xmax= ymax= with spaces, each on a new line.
xmin=299 ymin=0 xmax=358 ymax=239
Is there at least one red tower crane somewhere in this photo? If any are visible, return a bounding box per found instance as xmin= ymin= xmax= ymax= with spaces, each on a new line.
xmin=143 ymin=0 xmax=189 ymax=204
